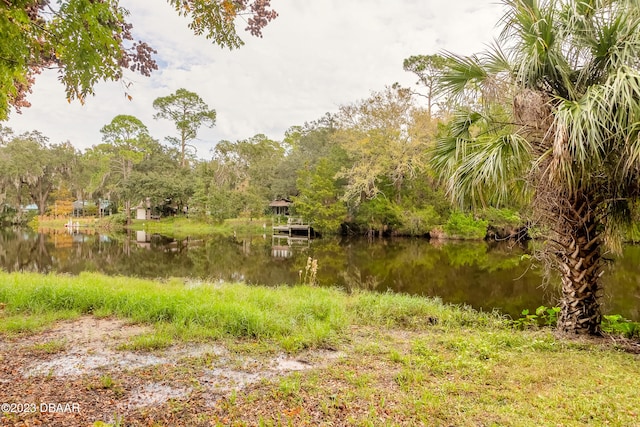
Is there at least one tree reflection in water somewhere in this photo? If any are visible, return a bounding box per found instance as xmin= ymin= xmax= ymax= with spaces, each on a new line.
xmin=0 ymin=228 xmax=638 ymax=321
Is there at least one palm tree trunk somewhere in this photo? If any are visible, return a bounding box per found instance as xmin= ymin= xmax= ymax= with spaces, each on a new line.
xmin=553 ymin=192 xmax=603 ymax=335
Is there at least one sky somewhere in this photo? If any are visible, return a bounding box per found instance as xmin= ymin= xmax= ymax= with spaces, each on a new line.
xmin=5 ymin=0 xmax=505 ymax=158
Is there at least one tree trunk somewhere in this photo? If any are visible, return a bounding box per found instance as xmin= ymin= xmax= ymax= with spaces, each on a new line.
xmin=125 ymin=199 xmax=131 ymax=226
xmin=553 ymin=192 xmax=603 ymax=335
xmin=35 ymin=187 xmax=50 ymax=215
xmin=13 ymin=179 xmax=22 ymax=208
xmin=180 ymin=132 xmax=187 ymax=168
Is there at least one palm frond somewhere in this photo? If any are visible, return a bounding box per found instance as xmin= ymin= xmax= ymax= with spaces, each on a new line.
xmin=448 ymin=109 xmax=485 ymax=138
xmin=500 ymin=0 xmax=578 ymax=98
xmin=482 ymin=41 xmax=513 ymax=75
xmin=578 ymin=5 xmax=640 ymax=86
xmin=434 ymin=0 xmax=640 ymax=232
xmin=431 ymin=133 xmax=466 ymax=188
xmin=460 ymin=133 xmax=533 ymax=206
xmin=432 ymin=107 xmax=532 ymax=208
xmin=437 ymin=52 xmax=488 ymax=101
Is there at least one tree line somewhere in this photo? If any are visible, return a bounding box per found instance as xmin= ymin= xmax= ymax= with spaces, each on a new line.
xmin=2 ymin=82 xmax=501 ymax=238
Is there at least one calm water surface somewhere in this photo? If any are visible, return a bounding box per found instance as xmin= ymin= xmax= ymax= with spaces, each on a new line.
xmin=1 ymin=228 xmax=639 ymax=320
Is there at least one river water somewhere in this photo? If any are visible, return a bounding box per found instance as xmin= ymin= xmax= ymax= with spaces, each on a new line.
xmin=1 ymin=228 xmax=639 ymax=321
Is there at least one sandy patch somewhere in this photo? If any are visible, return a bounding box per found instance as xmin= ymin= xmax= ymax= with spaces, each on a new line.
xmin=36 ymin=316 xmax=152 ymax=345
xmin=10 ymin=317 xmax=225 ymax=378
xmin=1 ymin=316 xmax=345 ymax=416
xmin=124 ymin=383 xmax=193 ymax=410
xmin=198 ymin=349 xmax=345 ymax=407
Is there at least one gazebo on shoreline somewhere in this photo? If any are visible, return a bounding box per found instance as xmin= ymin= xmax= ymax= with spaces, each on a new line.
xmin=269 ymin=198 xmax=292 ymax=216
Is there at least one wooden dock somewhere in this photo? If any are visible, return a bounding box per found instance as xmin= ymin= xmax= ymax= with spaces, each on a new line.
xmin=271 ymin=233 xmax=310 ymax=258
xmin=272 ymin=217 xmax=312 ymax=238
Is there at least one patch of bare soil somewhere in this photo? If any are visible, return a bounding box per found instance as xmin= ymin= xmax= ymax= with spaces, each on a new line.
xmin=0 ymin=317 xmax=344 ymax=426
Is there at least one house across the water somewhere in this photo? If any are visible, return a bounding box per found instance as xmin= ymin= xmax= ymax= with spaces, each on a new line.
xmin=72 ymin=200 xmax=112 ymax=217
xmin=21 ymin=203 xmax=39 ymax=213
xmin=133 ymin=199 xmax=152 ymax=220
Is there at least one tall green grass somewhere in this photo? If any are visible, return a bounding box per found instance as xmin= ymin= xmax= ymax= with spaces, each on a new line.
xmin=0 ymin=272 xmax=504 ymax=351
xmin=349 ymin=292 xmax=501 ymax=329
xmin=0 ymin=272 xmax=348 ymax=350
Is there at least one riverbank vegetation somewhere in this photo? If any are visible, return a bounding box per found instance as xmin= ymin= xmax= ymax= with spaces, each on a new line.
xmin=126 ymin=217 xmax=270 ymax=237
xmin=0 ymin=271 xmax=639 ymax=426
xmin=0 ymin=84 xmax=527 ymax=240
xmin=1 ymin=271 xmax=496 ymax=349
xmin=26 ymin=215 xmax=271 ymax=237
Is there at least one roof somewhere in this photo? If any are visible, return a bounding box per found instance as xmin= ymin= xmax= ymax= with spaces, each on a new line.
xmin=269 ymin=199 xmax=292 ymax=207
xmin=72 ymin=200 xmax=111 ymax=209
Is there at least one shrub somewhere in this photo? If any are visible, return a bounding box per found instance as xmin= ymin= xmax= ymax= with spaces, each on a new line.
xmin=443 ymin=211 xmax=488 ymax=239
xmin=397 ymin=206 xmax=441 ymax=236
xmin=95 ymin=213 xmax=126 ymax=231
xmin=477 ymin=207 xmax=523 ymax=228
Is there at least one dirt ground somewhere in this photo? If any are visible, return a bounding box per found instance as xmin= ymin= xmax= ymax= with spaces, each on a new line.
xmin=0 ymin=317 xmax=344 ymax=426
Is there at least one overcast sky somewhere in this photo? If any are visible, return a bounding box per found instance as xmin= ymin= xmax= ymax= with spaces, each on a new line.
xmin=6 ymin=0 xmax=504 ymax=158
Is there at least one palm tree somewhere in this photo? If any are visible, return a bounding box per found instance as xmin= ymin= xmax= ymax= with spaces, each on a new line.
xmin=432 ymin=0 xmax=640 ymax=335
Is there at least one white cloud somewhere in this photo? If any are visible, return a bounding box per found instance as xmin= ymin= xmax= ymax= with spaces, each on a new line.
xmin=6 ymin=0 xmax=504 ymax=157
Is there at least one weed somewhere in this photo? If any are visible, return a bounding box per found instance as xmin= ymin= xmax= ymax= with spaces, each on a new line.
xmin=112 ymin=414 xmax=124 ymax=427
xmin=514 ymin=307 xmax=640 ymax=339
xmin=29 ymin=339 xmax=67 ymax=354
xmin=344 ymin=370 xmax=371 ymax=388
xmin=394 ymin=368 xmax=425 ymax=391
xmin=278 ymin=373 xmax=302 ymax=397
xmin=91 ymin=413 xmax=124 ymax=427
xmin=100 ymin=374 xmax=114 ymax=389
xmin=602 ymin=314 xmax=640 ymax=339
xmin=513 ymin=306 xmax=560 ymax=329
xmin=301 ymin=257 xmax=318 ymax=286
xmin=95 ymin=375 xmax=125 ymax=398
xmin=389 ymin=349 xmax=406 ymax=364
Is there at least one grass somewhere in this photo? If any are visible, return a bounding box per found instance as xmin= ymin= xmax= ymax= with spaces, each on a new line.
xmin=127 ymin=216 xmax=272 ymax=237
xmin=0 ymin=271 xmax=352 ymax=351
xmin=0 ymin=272 xmax=504 ymax=352
xmin=116 ymin=330 xmax=175 ymax=351
xmin=1 ymin=271 xmax=639 ymax=426
xmin=27 ymin=339 xmax=67 ymax=355
xmin=0 ymin=309 xmax=80 ymax=335
xmin=30 ymin=215 xmax=98 ymax=229
xmin=224 ymin=328 xmax=639 ymax=426
xmin=31 ymin=215 xmax=272 ymax=237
